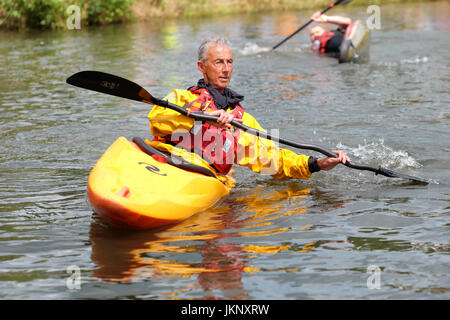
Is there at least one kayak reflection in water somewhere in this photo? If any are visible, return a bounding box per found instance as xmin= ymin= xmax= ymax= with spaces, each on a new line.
xmin=309 ymin=11 xmax=352 ymax=56
xmin=147 ymin=37 xmax=350 ymax=181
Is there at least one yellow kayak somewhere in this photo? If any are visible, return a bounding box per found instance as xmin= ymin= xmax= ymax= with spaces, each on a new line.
xmin=87 ymin=137 xmax=231 ymax=229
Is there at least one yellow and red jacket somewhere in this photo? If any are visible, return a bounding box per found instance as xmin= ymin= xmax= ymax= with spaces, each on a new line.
xmin=153 ymin=85 xmax=244 ymax=175
xmin=148 ymin=88 xmax=313 ymax=181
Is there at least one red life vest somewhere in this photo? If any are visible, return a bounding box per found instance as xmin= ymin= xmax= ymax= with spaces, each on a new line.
xmin=157 ymin=86 xmax=244 ymax=175
xmin=315 ymin=30 xmax=336 ymax=53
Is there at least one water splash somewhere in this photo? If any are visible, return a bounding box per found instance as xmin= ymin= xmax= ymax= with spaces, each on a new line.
xmin=337 ymin=139 xmax=421 ymax=170
xmin=238 ymin=42 xmax=270 ymax=56
xmin=378 ymin=56 xmax=429 ymax=67
xmin=400 ymin=56 xmax=429 ymax=65
xmin=293 ymin=43 xmax=312 ymax=53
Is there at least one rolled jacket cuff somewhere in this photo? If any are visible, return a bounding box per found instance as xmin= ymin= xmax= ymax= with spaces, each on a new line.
xmin=308 ymin=156 xmax=321 ymax=173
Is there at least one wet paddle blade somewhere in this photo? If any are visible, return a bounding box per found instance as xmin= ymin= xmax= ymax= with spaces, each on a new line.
xmin=67 ymin=71 xmax=154 ymax=104
xmin=376 ymin=166 xmax=444 ymax=185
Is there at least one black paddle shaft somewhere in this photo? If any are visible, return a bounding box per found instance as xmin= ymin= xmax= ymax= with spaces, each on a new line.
xmin=150 ymin=97 xmax=438 ymax=184
xmin=272 ymin=0 xmax=351 ymax=50
xmin=66 ymin=70 xmax=442 ymax=185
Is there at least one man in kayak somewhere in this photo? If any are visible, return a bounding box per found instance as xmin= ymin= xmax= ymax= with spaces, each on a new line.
xmin=309 ymin=11 xmax=352 ymax=56
xmin=148 ymin=38 xmax=350 ymax=182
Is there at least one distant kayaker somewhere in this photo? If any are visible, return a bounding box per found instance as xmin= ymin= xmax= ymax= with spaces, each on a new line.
xmin=148 ymin=38 xmax=350 ymax=181
xmin=309 ymin=11 xmax=352 ymax=56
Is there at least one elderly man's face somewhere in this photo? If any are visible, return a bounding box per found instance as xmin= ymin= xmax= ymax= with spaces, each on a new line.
xmin=198 ymin=44 xmax=233 ymax=93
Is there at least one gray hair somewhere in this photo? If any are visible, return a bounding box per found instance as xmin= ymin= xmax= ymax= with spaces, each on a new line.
xmin=198 ymin=37 xmax=231 ymax=64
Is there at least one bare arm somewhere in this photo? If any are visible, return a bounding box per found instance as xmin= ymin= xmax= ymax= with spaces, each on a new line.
xmin=311 ymin=11 xmax=352 ymax=30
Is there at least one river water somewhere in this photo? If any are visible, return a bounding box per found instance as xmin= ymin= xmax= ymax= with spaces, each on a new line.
xmin=0 ymin=1 xmax=449 ymax=300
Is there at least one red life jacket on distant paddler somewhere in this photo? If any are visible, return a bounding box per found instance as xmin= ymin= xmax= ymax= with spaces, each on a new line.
xmin=157 ymin=85 xmax=244 ymax=175
xmin=315 ymin=30 xmax=337 ymax=53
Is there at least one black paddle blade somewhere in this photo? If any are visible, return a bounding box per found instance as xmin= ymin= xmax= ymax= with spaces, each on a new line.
xmin=66 ymin=71 xmax=154 ymax=104
xmin=343 ymin=161 xmax=441 ymax=185
xmin=376 ymin=166 xmax=441 ymax=185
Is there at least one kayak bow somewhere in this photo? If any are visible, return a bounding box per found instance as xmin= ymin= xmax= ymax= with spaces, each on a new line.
xmin=87 ymin=137 xmax=231 ymax=229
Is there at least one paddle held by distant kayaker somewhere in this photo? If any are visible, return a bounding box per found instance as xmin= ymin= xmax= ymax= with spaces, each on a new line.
xmin=148 ymin=38 xmax=350 ymax=180
xmin=309 ymin=11 xmax=352 ymax=56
